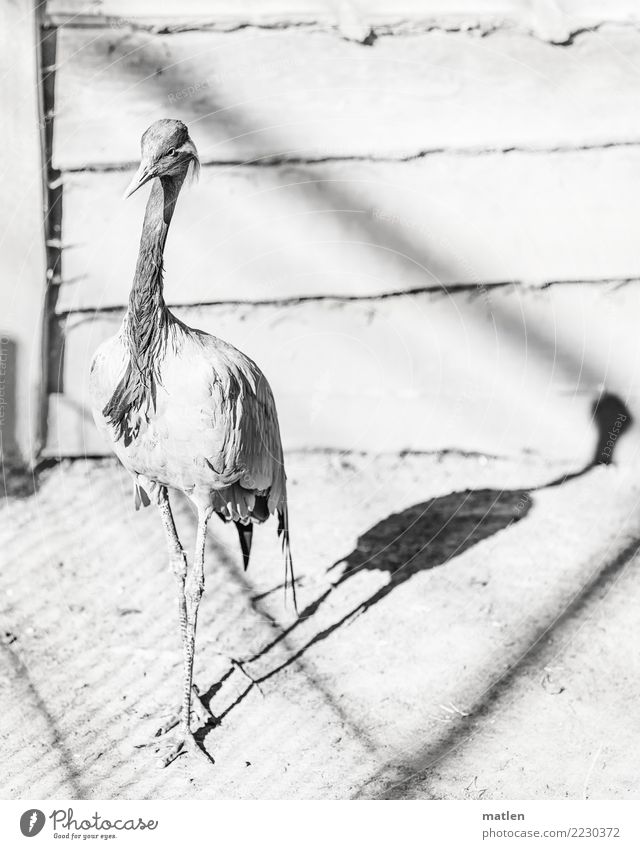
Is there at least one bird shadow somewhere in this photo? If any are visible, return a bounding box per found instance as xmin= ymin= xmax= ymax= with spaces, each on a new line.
xmin=197 ymin=392 xmax=631 ymax=748
xmin=194 ymin=485 xmax=534 ymax=749
xmin=267 ymin=391 xmax=629 ymax=650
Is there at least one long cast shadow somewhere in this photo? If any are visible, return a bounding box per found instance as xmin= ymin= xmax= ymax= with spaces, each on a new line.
xmin=248 ymin=392 xmax=630 ymax=659
xmin=198 ymin=394 xmax=631 ymax=749
xmin=196 ymin=484 xmax=534 ymax=748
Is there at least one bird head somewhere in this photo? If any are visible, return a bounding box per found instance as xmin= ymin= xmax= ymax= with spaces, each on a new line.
xmin=123 ymin=119 xmax=199 ymax=199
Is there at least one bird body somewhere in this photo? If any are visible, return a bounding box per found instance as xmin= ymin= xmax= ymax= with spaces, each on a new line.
xmin=90 ymin=318 xmax=287 ymax=518
xmin=88 ymin=119 xmax=294 ymax=766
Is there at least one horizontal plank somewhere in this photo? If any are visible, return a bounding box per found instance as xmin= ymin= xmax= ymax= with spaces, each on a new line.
xmin=46 ymin=284 xmax=640 ymax=459
xmin=56 ymin=149 xmax=640 ymax=311
xmin=45 ymin=0 xmax=640 ymax=42
xmin=53 ymin=26 xmax=640 ymax=170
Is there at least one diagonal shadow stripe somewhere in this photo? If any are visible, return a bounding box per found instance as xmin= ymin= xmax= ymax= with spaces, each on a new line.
xmin=0 ymin=640 xmax=85 ymax=798
xmin=355 ymin=532 xmax=640 ymax=799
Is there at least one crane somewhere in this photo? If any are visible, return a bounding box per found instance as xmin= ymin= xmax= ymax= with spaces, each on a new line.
xmin=89 ymin=119 xmax=296 ymax=766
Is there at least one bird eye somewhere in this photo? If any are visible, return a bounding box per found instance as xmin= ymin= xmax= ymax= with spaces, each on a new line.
xmin=167 ymin=148 xmax=177 ymax=156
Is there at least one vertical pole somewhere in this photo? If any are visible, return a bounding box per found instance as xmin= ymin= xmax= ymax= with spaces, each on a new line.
xmin=0 ymin=1 xmax=48 ymax=467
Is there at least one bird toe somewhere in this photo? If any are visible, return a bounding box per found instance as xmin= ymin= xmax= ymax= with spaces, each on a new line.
xmin=155 ymin=731 xmax=214 ymax=769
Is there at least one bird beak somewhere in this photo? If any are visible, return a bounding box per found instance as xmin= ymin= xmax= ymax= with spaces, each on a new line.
xmin=123 ymin=162 xmax=155 ymax=199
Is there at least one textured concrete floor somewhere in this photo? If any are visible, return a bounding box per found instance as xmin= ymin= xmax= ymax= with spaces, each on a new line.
xmin=1 ymin=451 xmax=639 ymax=799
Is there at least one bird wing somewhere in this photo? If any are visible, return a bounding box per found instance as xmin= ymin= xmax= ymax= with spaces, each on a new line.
xmin=157 ymin=329 xmax=288 ymax=512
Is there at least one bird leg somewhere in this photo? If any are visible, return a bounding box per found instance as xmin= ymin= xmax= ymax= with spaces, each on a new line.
xmin=153 ymin=492 xmax=215 ymax=767
xmin=154 ymin=684 xmax=214 ymax=737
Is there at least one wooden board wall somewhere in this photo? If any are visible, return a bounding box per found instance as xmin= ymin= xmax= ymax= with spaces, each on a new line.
xmin=43 ymin=4 xmax=640 ymax=462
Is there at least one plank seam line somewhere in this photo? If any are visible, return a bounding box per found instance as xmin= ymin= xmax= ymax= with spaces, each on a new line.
xmin=36 ymin=447 xmax=511 ymax=465
xmin=53 ymin=277 xmax=640 ymax=318
xmin=42 ymin=17 xmax=640 ymax=45
xmin=55 ymin=282 xmax=513 ymax=316
xmin=57 ymin=139 xmax=640 ymax=174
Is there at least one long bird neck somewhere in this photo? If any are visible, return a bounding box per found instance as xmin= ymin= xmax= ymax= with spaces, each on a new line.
xmin=128 ymin=174 xmax=183 ymax=337
xmin=102 ymin=173 xmax=186 ymax=444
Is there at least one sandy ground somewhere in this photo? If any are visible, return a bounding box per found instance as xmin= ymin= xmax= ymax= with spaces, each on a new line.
xmin=1 ymin=450 xmax=640 ymax=800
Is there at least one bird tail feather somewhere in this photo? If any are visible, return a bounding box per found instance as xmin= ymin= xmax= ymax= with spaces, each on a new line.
xmin=277 ymin=505 xmax=298 ymax=615
xmin=234 ymin=520 xmax=253 ymax=571
xmin=133 ymin=481 xmax=151 ymax=511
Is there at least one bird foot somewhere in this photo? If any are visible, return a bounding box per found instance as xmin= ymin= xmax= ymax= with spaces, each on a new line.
xmin=154 ymin=684 xmax=218 ymax=737
xmin=155 ymin=729 xmax=214 ymax=768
